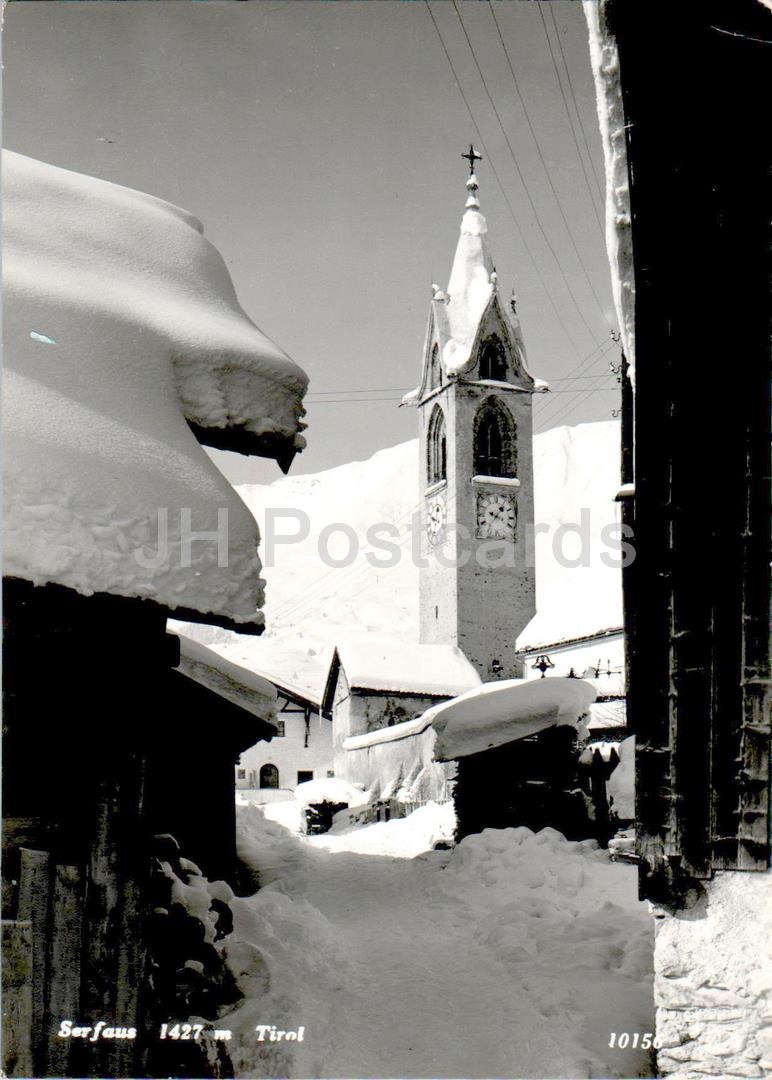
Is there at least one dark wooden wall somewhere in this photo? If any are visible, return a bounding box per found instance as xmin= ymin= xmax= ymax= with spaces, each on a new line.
xmin=2 ymin=580 xmax=262 ymax=1077
xmin=609 ymin=1 xmax=771 ymax=903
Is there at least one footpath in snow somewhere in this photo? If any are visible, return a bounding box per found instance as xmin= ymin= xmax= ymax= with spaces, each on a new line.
xmin=219 ymin=802 xmax=655 ymax=1080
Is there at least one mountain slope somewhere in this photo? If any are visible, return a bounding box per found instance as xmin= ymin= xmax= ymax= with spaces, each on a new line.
xmin=176 ymin=421 xmax=623 ymax=696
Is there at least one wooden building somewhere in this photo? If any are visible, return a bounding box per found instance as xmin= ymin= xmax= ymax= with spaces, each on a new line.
xmin=587 ymin=4 xmax=770 ymax=1075
xmin=2 ymin=152 xmax=307 ymax=1078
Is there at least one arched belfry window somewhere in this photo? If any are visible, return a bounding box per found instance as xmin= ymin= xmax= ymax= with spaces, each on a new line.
xmin=474 ymin=397 xmax=516 ymax=478
xmin=427 ymin=404 xmax=447 ymax=485
xmin=479 ymin=336 xmax=509 ymax=382
xmin=428 ymin=343 xmax=441 ymax=389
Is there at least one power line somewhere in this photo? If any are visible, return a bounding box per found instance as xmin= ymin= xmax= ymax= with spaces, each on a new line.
xmin=535 ymin=380 xmax=615 ymax=433
xmin=450 ymin=0 xmax=604 ymax=347
xmin=486 ymin=0 xmax=608 ymax=323
xmin=546 ymin=5 xmax=606 ymax=205
xmin=537 ymin=4 xmax=605 ymax=234
xmin=423 ymin=0 xmax=589 ymax=363
xmin=304 ymin=388 xmax=617 ymax=405
xmin=533 ymin=339 xmax=618 ymax=426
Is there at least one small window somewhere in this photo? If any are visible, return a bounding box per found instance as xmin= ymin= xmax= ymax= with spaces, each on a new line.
xmin=428 ymin=343 xmax=442 ymax=388
xmin=479 ymin=337 xmax=509 ymax=382
xmin=297 ymin=770 xmax=314 ymax=785
xmin=259 ymin=763 xmax=279 ymax=789
xmin=427 ymin=404 xmax=447 ymax=485
xmin=275 ymin=720 xmax=286 ymax=737
xmin=327 ymin=769 xmax=335 ymax=778
xmin=236 ymin=768 xmax=246 ymax=780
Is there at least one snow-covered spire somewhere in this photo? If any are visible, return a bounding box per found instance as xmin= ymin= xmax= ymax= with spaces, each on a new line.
xmin=444 ymin=154 xmax=496 ymax=372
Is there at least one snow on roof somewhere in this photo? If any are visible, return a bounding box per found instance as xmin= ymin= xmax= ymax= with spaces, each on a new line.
xmin=3 ymin=150 xmax=307 ymax=628
xmin=293 ymin=777 xmax=368 ymax=808
xmin=342 ymin=711 xmax=434 ymax=751
xmin=323 ymin=637 xmax=481 ymax=707
xmin=587 ymin=698 xmax=626 ymax=730
xmin=428 ymin=677 xmax=597 ymax=761
xmin=443 ymin=189 xmax=496 ymax=376
xmin=177 ymin=636 xmax=277 ymax=722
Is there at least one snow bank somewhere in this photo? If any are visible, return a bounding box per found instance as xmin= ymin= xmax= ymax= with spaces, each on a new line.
xmin=4 ymin=150 xmax=306 ymax=627
xmin=313 ymin=800 xmax=456 ymax=858
xmin=442 ymin=825 xmax=653 ymax=1077
xmin=430 ymin=677 xmax=596 ymax=761
xmin=223 ymin=806 xmax=350 ymax=1078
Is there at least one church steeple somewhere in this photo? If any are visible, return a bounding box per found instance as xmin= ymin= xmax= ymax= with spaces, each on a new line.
xmin=408 ymin=148 xmax=544 ymax=681
xmin=445 ymin=165 xmax=496 ymax=371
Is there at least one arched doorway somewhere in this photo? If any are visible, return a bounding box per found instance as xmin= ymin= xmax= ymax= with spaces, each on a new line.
xmin=259 ymin=763 xmax=279 ymax=789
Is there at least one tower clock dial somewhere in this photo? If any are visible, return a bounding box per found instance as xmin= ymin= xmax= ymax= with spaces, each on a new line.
xmin=426 ymin=495 xmax=447 ymax=545
xmin=476 ymin=492 xmax=516 ymax=540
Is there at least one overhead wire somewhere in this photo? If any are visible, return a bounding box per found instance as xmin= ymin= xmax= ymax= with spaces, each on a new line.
xmin=537 ymin=4 xmax=606 ymax=234
xmin=546 ymin=5 xmax=606 ymax=205
xmin=486 ymin=0 xmax=608 ymax=323
xmin=450 ymin=0 xmax=604 ymax=346
xmin=423 ymin=0 xmax=589 ymax=363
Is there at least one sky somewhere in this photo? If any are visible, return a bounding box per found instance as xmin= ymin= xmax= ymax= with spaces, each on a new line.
xmin=3 ymin=0 xmax=619 ymax=484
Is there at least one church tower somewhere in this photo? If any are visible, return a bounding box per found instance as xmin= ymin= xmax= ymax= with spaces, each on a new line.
xmin=405 ymin=149 xmax=545 ymax=680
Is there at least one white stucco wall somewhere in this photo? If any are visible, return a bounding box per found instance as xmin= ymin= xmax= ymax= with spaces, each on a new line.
xmin=238 ymin=710 xmax=333 ymax=791
xmin=654 ymin=871 xmax=772 ymax=1078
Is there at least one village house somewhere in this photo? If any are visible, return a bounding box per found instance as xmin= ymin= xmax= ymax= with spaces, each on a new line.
xmin=518 ymin=626 xmax=626 ymax=742
xmin=235 ymin=673 xmax=332 ymax=794
xmin=1 ymin=150 xmax=308 ymax=1079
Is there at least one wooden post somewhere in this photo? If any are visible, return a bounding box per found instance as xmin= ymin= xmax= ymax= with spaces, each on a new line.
xmin=17 ymin=848 xmax=52 ymax=1075
xmin=44 ymin=865 xmax=83 ymax=1079
xmin=1 ymin=920 xmax=34 ymax=1078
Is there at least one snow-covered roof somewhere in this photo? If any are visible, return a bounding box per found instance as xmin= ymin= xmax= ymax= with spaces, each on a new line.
xmin=342 ymin=711 xmax=434 ymax=751
xmin=428 ymin=677 xmax=597 ymax=761
xmin=322 ymin=636 xmax=481 ymax=709
xmin=3 ymin=150 xmax=308 ymax=629
xmin=177 ymin=636 xmax=277 ymax=722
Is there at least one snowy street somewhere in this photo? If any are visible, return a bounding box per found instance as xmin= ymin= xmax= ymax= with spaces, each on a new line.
xmin=222 ymin=805 xmax=655 ymax=1079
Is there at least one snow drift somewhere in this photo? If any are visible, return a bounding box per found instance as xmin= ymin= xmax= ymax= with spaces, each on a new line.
xmin=3 ymin=150 xmax=307 ymax=628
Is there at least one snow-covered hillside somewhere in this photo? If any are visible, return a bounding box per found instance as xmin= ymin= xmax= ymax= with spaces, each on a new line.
xmin=177 ymin=420 xmax=623 ymax=696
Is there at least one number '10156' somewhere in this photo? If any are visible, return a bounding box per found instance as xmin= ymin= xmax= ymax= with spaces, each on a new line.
xmin=609 ymin=1032 xmax=656 ymax=1049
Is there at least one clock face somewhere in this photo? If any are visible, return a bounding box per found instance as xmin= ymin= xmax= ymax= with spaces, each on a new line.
xmin=476 ymin=492 xmax=516 ymax=540
xmin=426 ymin=496 xmax=447 ymax=544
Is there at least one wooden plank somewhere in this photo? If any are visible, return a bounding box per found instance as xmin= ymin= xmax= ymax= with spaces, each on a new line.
xmin=1 ymin=920 xmax=34 ymax=1078
xmin=44 ymin=864 xmax=83 ymax=1079
xmin=17 ymin=848 xmax=52 ymax=1075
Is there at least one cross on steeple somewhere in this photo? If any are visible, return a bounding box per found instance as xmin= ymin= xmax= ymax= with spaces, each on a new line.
xmin=461 ymin=144 xmax=483 ymax=175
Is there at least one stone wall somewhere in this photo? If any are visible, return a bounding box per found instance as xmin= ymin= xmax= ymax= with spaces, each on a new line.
xmin=654 ymin=871 xmax=772 ymax=1078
